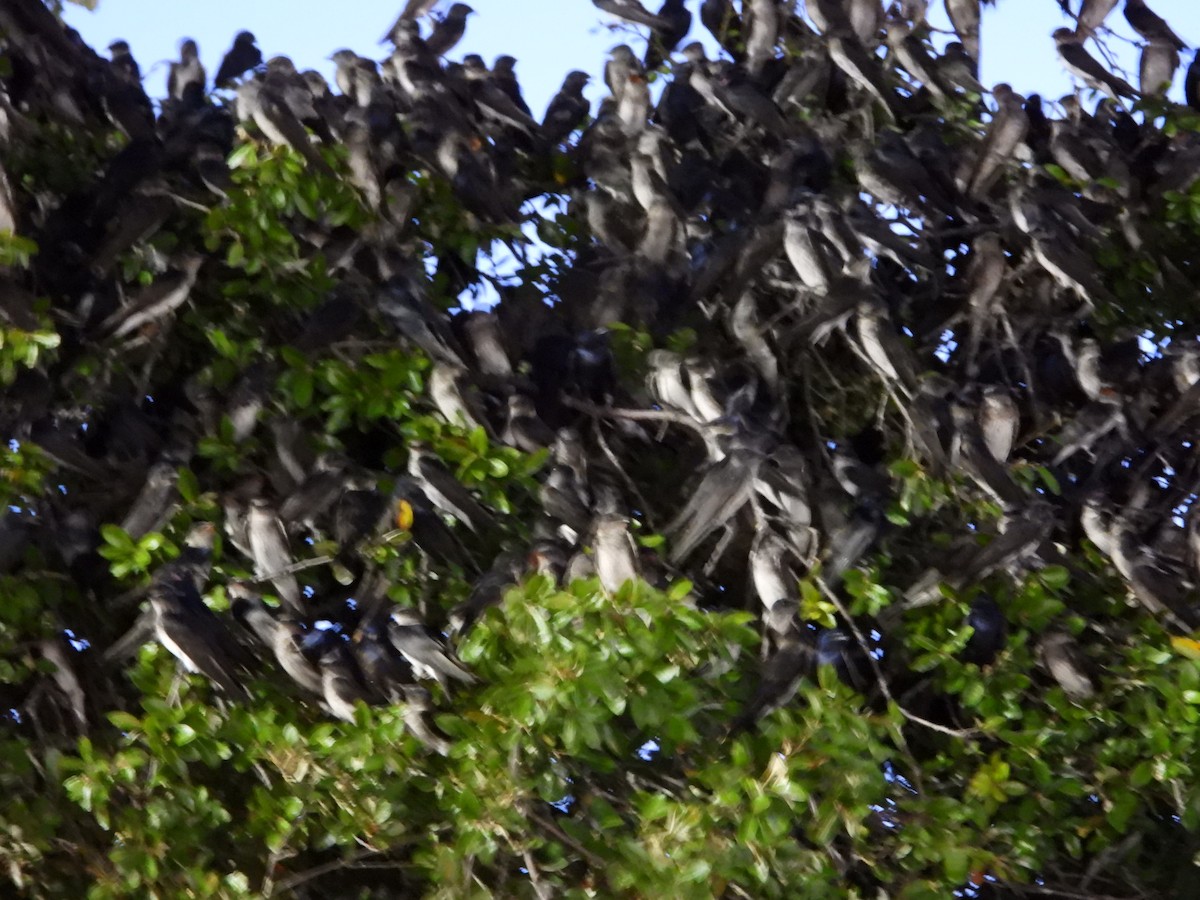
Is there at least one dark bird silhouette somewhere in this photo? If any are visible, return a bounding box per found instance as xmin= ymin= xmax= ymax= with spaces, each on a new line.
xmin=215 ymin=31 xmax=262 ymax=89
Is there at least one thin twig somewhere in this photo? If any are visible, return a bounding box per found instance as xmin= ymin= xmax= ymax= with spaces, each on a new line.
xmin=561 ymin=395 xmax=710 ymax=438
xmin=529 ymin=809 xmax=605 ymax=869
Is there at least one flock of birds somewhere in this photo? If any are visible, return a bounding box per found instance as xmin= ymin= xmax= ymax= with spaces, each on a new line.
xmin=4 ymin=0 xmax=1200 ymax=747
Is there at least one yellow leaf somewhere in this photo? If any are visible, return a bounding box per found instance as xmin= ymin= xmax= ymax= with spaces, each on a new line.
xmin=394 ymin=499 xmax=414 ymax=532
xmin=1170 ymin=636 xmax=1200 ymax=660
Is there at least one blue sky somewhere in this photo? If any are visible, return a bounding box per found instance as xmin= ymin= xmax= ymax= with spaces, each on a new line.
xmin=63 ymin=1 xmax=1200 ymax=115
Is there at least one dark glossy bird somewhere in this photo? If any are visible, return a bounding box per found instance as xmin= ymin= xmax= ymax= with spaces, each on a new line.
xmin=425 ymin=3 xmax=474 ymax=57
xmin=1188 ymin=50 xmax=1200 ymax=109
xmin=215 ymin=31 xmax=262 ymax=89
xmin=644 ymin=0 xmax=693 ymax=71
xmin=107 ymin=40 xmax=142 ymax=86
xmin=960 ymin=594 xmax=1007 ymax=665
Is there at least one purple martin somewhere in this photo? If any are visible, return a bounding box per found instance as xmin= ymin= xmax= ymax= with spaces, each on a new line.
xmin=237 ymin=77 xmax=335 ymax=177
xmin=945 ymin=0 xmax=995 ymax=64
xmin=150 ymin=575 xmax=249 ymax=697
xmin=643 ymin=0 xmax=693 ymax=71
xmin=540 ymin=466 xmax=591 ymax=542
xmin=460 ymin=311 xmax=514 ymax=378
xmin=733 ymin=623 xmax=816 ymax=730
xmin=107 ymin=39 xmax=142 ymax=86
xmin=330 ymin=49 xmax=381 ymax=107
xmin=503 ymin=394 xmax=556 ymax=453
xmin=543 ymin=71 xmax=590 ymax=145
xmin=744 ymin=0 xmax=781 ymax=78
xmin=1078 ymin=0 xmax=1120 ymax=35
xmin=978 ymin=385 xmax=1020 ymax=462
xmin=95 ymin=254 xmax=204 ymax=341
xmin=1124 ymin=0 xmax=1187 ymax=51
xmin=351 ymin=617 xmax=415 ymax=704
xmin=949 ymin=397 xmax=1026 ymax=507
xmin=247 ymin=498 xmax=303 ymax=615
xmin=377 ymin=274 xmax=465 ymax=365
xmin=1053 ymin=28 xmax=1138 ymax=99
xmin=959 ymin=594 xmax=1007 ymax=666
xmin=1187 ymin=50 xmax=1200 ymax=109
xmin=817 ymin=627 xmax=871 ymax=693
xmin=936 ymin=41 xmax=986 ymax=94
xmin=666 ymin=440 xmax=765 ymax=563
xmin=429 ymin=360 xmax=489 ymax=432
xmin=963 ymin=83 xmax=1028 ymax=199
xmin=384 ymin=0 xmax=441 ymax=39
xmin=886 ymin=16 xmax=946 ymax=99
xmin=828 ymin=33 xmax=903 ymax=122
xmin=407 ymin=442 xmax=494 ymax=534
xmin=855 ymin=297 xmax=917 ymax=392
xmin=1140 ymin=38 xmax=1180 ymax=95
xmin=593 ymin=0 xmax=674 ymax=31
xmin=700 ymin=0 xmax=744 ymax=58
xmin=749 ymin=527 xmax=798 ymax=611
xmin=398 ymin=685 xmax=452 ymax=755
xmin=167 ymin=38 xmax=205 ymax=103
xmin=387 ymin=608 xmax=476 ymax=688
xmin=448 ymin=549 xmax=526 ymax=635
xmin=1039 ymin=630 xmax=1095 ymax=702
xmin=120 ymin=460 xmax=182 ymax=539
xmin=231 ymin=585 xmax=324 ymax=696
xmin=593 ymin=514 xmax=641 ymax=594
xmin=319 ymin=643 xmax=371 ymax=722
xmin=463 ymin=56 xmax=541 ymax=136
xmin=215 ymin=31 xmax=262 ymax=89
xmin=425 ymin=3 xmax=474 ymax=57
xmin=492 ymin=55 xmax=532 ymax=116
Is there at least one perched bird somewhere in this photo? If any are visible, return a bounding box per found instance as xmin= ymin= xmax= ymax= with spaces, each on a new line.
xmin=150 ymin=575 xmax=248 ymax=697
xmin=167 ymin=38 xmax=205 ymax=103
xmin=387 ymin=608 xmax=476 ymax=688
xmin=425 ymin=3 xmax=474 ymax=57
xmin=215 ymin=31 xmax=262 ymax=89
xmin=593 ymin=514 xmax=641 ymax=594
xmin=94 ymin=254 xmax=204 ymax=340
xmin=407 ymin=443 xmax=495 ymax=534
xmin=960 ymin=594 xmax=1007 ymax=665
xmin=247 ymin=498 xmax=303 ymax=615
xmin=543 ymin=71 xmax=591 ymax=145
xmin=1039 ymin=630 xmax=1095 ymax=702
xmin=237 ymin=78 xmax=335 ymax=177
xmin=107 ymin=40 xmax=142 ymax=86
xmin=1187 ymin=50 xmax=1200 ymax=109
xmin=1124 ymin=0 xmax=1187 ymax=51
xmin=1053 ymin=28 xmax=1138 ymax=99
xmin=643 ymin=0 xmax=693 ymax=70
xmin=1140 ymin=38 xmax=1180 ymax=95
xmin=231 ymin=586 xmax=324 ymax=696
xmin=1078 ymin=0 xmax=1121 ymax=35
xmin=320 ymin=643 xmax=371 ymax=722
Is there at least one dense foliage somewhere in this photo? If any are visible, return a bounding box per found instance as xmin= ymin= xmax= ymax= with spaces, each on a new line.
xmin=4 ymin=0 xmax=1200 ymax=896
